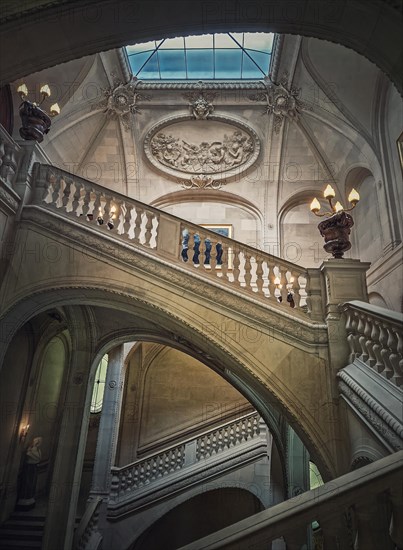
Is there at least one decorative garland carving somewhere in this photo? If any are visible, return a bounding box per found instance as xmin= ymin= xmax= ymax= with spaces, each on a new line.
xmin=249 ymin=71 xmax=310 ymax=133
xmin=91 ymin=72 xmax=151 ymax=130
xmin=180 ymin=174 xmax=226 ymax=190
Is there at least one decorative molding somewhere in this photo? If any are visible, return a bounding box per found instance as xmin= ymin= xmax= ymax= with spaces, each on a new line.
xmin=136 ymin=81 xmax=266 ymax=90
xmin=249 ymin=71 xmax=310 ymax=133
xmin=91 ymin=72 xmax=151 ymax=130
xmin=338 ymin=375 xmax=403 ymax=451
xmin=144 ymin=114 xmax=261 ymax=181
xmin=183 ymin=87 xmax=217 ymax=119
xmin=180 ymin=174 xmax=226 ymax=190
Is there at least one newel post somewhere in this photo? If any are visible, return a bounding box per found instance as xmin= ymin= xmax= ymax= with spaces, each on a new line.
xmin=320 ymin=259 xmax=371 ymax=372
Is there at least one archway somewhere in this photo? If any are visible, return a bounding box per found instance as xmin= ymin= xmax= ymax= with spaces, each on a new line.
xmin=0 ymin=1 xmax=401 ymax=94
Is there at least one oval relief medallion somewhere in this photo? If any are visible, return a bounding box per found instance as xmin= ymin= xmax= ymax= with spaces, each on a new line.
xmin=144 ymin=115 xmax=260 ymax=180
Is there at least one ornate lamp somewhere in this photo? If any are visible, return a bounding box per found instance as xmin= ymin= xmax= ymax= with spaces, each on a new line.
xmin=17 ymin=83 xmax=60 ymax=142
xmin=310 ymin=185 xmax=360 ymax=259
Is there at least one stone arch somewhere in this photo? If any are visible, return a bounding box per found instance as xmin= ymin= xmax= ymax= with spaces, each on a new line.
xmin=0 ymin=285 xmax=335 ymax=480
xmin=1 ymin=1 xmax=401 ymax=94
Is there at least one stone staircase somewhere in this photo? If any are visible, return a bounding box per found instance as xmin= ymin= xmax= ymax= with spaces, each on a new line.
xmin=0 ymin=513 xmax=44 ymax=550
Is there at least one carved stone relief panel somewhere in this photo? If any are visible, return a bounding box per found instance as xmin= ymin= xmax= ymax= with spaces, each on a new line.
xmin=143 ymin=115 xmax=261 ymax=182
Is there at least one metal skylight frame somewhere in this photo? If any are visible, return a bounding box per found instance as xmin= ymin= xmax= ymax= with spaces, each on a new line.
xmin=125 ymin=32 xmax=274 ymax=80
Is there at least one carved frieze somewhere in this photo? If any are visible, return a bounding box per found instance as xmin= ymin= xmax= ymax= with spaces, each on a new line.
xmin=92 ymin=72 xmax=150 ymax=130
xmin=249 ymin=71 xmax=309 ymax=133
xmin=144 ymin=115 xmax=260 ymax=181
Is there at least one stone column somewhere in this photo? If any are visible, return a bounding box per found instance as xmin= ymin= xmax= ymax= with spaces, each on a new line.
xmin=41 ymin=307 xmax=95 ymax=550
xmin=320 ymin=259 xmax=371 ymax=475
xmin=90 ymin=345 xmax=124 ymax=497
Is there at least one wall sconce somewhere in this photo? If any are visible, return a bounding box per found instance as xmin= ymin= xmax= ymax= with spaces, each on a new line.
xmin=20 ymin=424 xmax=30 ymax=443
xmin=17 ymin=83 xmax=60 ymax=142
xmin=310 ymin=185 xmax=360 ymax=259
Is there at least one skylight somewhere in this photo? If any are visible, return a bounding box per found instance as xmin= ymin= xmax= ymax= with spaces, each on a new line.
xmin=126 ymin=33 xmax=274 ymax=80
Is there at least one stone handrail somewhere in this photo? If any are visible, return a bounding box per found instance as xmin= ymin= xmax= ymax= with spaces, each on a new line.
xmin=29 ymin=164 xmax=321 ymax=317
xmin=342 ymin=300 xmax=403 ymax=387
xmin=178 ymin=450 xmax=403 ymax=550
xmin=109 ymin=412 xmax=262 ymax=504
xmin=74 ymin=496 xmax=103 ymax=550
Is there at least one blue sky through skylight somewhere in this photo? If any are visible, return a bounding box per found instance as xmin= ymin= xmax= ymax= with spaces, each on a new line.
xmin=126 ymin=33 xmax=274 ymax=80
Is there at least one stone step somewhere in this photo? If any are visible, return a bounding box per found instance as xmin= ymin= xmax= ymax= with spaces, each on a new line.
xmin=0 ymin=529 xmax=42 ymax=541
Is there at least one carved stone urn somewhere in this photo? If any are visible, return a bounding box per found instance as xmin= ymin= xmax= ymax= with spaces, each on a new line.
xmin=19 ymin=100 xmax=51 ymax=142
xmin=318 ymin=211 xmax=354 ymax=259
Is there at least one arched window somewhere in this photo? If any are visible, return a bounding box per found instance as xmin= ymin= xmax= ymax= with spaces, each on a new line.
xmin=90 ymin=354 xmax=108 ymax=413
xmin=309 ymin=461 xmax=324 ymax=490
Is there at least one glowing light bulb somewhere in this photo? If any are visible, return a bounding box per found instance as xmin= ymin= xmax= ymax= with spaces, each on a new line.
xmin=324 ymin=184 xmax=336 ymax=199
xmin=17 ymin=83 xmax=28 ymax=98
xmin=50 ymin=103 xmax=60 ymax=116
xmin=40 ymin=84 xmax=51 ymax=97
xmin=335 ymin=201 xmax=343 ymax=212
xmin=310 ymin=198 xmax=321 ymax=213
xmin=274 ymin=276 xmax=281 ymax=286
xmin=348 ymin=188 xmax=360 ymax=204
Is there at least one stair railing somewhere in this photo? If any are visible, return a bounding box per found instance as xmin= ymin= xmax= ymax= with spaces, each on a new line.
xmin=29 ymin=164 xmax=322 ymax=318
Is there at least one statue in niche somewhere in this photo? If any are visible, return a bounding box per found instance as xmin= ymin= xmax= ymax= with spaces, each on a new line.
xmin=150 ymin=130 xmax=254 ymax=174
xmin=16 ymin=436 xmax=42 ymax=511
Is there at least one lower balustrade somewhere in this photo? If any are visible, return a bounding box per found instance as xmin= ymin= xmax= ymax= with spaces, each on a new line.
xmin=343 ymin=301 xmax=403 ymax=387
xmin=108 ymin=413 xmax=266 ymax=516
xmin=177 ymin=450 xmax=403 ymax=550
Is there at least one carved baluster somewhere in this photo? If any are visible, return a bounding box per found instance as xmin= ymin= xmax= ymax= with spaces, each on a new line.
xmin=133 ymin=206 xmax=143 ymax=243
xmin=365 ymin=317 xmax=377 ymax=368
xmin=254 ymin=256 xmax=264 ymax=296
xmin=290 ymin=270 xmax=301 ymax=308
xmin=126 ymin=468 xmax=133 ymax=491
xmin=92 ymin=192 xmax=102 ymax=225
xmin=192 ymin=233 xmax=201 ymax=267
xmin=210 ymin=239 xmax=217 ymax=271
xmin=386 ymin=327 xmax=402 ymax=386
xmin=279 ymin=267 xmax=288 ymax=303
xmin=51 ymin=176 xmax=63 ymax=207
xmin=204 ymin=237 xmax=212 ymax=268
xmin=267 ymin=260 xmax=276 ymax=302
xmin=215 ymin=241 xmax=223 ymax=268
xmin=109 ymin=472 xmax=119 ymax=501
xmin=319 ymin=511 xmax=352 ymax=550
xmin=81 ymin=185 xmax=92 ymax=220
xmin=122 ymin=202 xmax=133 ymax=238
xmin=354 ymin=497 xmax=386 ymax=549
xmin=379 ymin=323 xmax=393 ymax=379
xmin=181 ymin=228 xmax=190 ymax=262
xmin=244 ymin=251 xmax=252 ymax=291
xmin=220 ymin=243 xmax=229 ymax=280
xmin=356 ymin=314 xmax=367 ymax=361
xmin=232 ymin=247 xmax=241 ymax=285
xmin=133 ymin=465 xmax=139 ymax=488
xmin=144 ymin=210 xmax=154 ymax=247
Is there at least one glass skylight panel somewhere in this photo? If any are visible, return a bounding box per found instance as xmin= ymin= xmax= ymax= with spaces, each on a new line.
xmin=159 ymin=50 xmax=186 ymax=79
xmin=187 ymin=49 xmax=214 ymax=79
xmin=215 ymin=49 xmax=242 ymax=79
xmin=126 ymin=32 xmax=274 ymax=80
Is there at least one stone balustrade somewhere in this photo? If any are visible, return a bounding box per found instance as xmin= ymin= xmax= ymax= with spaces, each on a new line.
xmin=343 ymin=300 xmax=403 ymax=387
xmin=30 ymin=164 xmax=318 ymax=317
xmin=74 ymin=497 xmax=103 ymax=550
xmin=178 ymin=450 xmax=403 ymax=550
xmin=109 ymin=412 xmax=264 ymax=508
